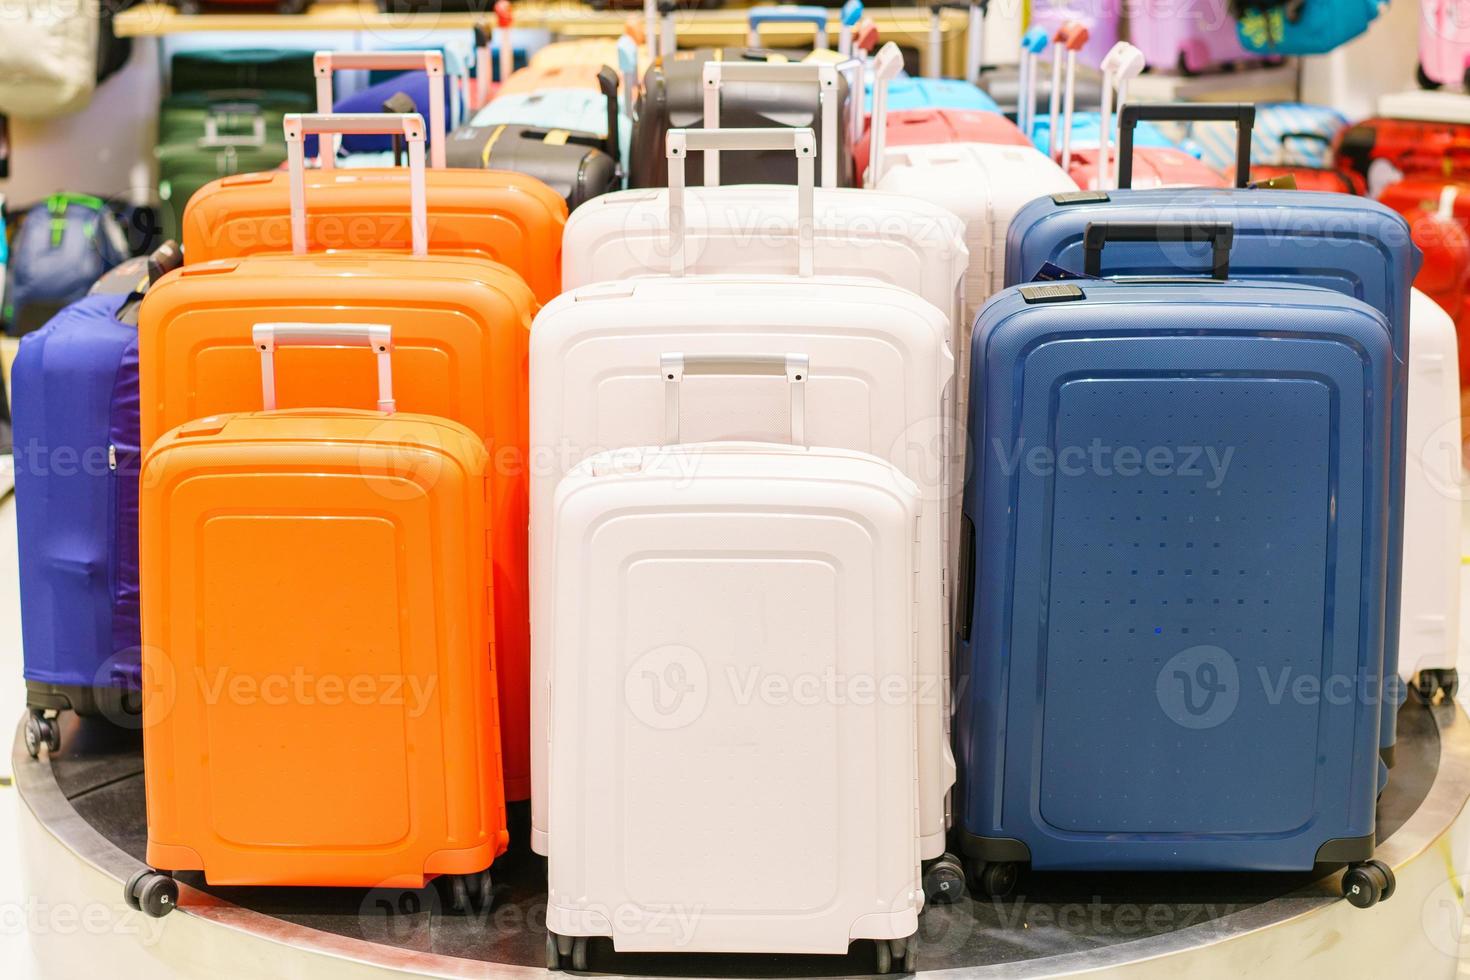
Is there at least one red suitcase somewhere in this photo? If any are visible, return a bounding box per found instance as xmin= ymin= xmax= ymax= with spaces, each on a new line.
xmin=855 ymin=108 xmax=1031 ymax=184
xmin=1336 ymin=117 xmax=1470 ymax=197
xmin=1380 ymin=180 xmax=1470 ymax=389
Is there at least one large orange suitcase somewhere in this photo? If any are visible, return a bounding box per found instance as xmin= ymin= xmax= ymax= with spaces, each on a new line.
xmin=140 ymin=114 xmax=538 ymax=802
xmin=135 ymin=324 xmax=508 ymax=902
xmin=179 ymin=112 xmax=567 ymax=303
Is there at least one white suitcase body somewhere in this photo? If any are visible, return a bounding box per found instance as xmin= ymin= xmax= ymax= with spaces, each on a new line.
xmin=528 ymin=273 xmax=955 ymax=860
xmin=545 ymin=443 xmax=923 ymax=954
xmin=1400 ymin=288 xmax=1463 ymax=687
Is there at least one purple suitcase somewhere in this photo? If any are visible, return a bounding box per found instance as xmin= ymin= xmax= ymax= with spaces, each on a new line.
xmin=1129 ymin=0 xmax=1263 ymax=74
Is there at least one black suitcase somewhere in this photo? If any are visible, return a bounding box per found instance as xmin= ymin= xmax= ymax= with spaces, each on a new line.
xmin=628 ymin=48 xmax=852 ymax=188
xmin=447 ymin=68 xmax=623 ymax=210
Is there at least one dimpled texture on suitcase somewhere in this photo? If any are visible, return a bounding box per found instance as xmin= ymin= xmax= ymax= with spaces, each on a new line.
xmin=956 ymin=279 xmax=1393 ymax=871
xmin=139 ymin=253 xmax=539 ymax=800
xmin=141 ymin=409 xmax=508 ymax=885
xmin=13 ymin=294 xmax=141 ymax=692
xmin=179 ymin=167 xmax=568 ymax=304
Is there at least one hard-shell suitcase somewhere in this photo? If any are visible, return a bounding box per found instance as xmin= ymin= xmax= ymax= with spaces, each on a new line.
xmin=1382 ymin=181 xmax=1470 ymax=342
xmin=530 ymin=152 xmax=956 ymax=871
xmin=1030 ymin=1 xmax=1118 ymax=69
xmin=458 ymin=86 xmax=634 ymax=172
xmin=5 ymin=194 xmax=130 ymax=336
xmin=544 ymin=442 xmax=922 ymax=962
xmin=1190 ymin=101 xmax=1347 ymax=172
xmin=853 ymin=108 xmax=1029 ymax=182
xmin=1060 ymin=98 xmax=1230 ymax=193
xmin=142 ymin=116 xmax=540 ymax=801
xmin=498 ymin=62 xmax=605 ymax=97
xmin=157 ymin=88 xmax=311 ymax=146
xmin=135 ymin=327 xmax=508 ymax=903
xmin=1419 ymin=0 xmax=1470 ymax=88
xmin=1130 ymin=0 xmax=1259 ymax=73
xmin=179 ymin=114 xmax=567 ymax=304
xmin=1400 ymin=288 xmax=1463 ymax=702
xmin=1335 ymin=116 xmax=1470 ymax=198
xmin=170 ymin=48 xmax=316 ymax=101
xmin=956 ymin=277 xmax=1395 ymax=901
xmin=629 ymin=51 xmax=852 ymax=188
xmin=1003 ymin=138 xmax=1421 ymax=769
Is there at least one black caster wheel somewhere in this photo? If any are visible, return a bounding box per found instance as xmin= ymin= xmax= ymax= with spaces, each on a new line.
xmin=1343 ymin=860 xmax=1393 ymax=908
xmin=1418 ymin=62 xmax=1442 ymax=90
xmin=546 ymin=933 xmax=562 ymax=970
xmin=967 ymin=859 xmax=1018 ymax=898
xmin=899 ymin=938 xmax=917 ymax=973
xmin=26 ymin=712 xmax=60 ymax=758
xmin=571 ymin=936 xmax=589 ymax=972
xmin=875 ymin=938 xmax=892 ymax=974
xmin=923 ymin=853 xmax=966 ymax=904
xmin=1369 ymin=859 xmax=1396 ymax=902
xmin=126 ymin=870 xmax=178 ymax=918
xmin=1441 ymin=669 xmax=1459 ymax=700
xmin=447 ymin=875 xmax=471 ymax=914
xmin=23 ymin=714 xmax=42 ymax=759
xmin=881 ymin=936 xmax=915 ymax=974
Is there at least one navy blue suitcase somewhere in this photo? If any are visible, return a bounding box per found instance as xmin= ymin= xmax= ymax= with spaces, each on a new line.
xmin=1003 ymin=104 xmax=1419 ymax=773
xmin=13 ymin=291 xmax=145 ymax=757
xmin=954 ymin=277 xmax=1397 ymax=905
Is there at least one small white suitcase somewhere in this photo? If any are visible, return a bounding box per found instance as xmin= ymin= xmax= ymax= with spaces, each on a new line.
xmin=1401 ymin=288 xmax=1464 ymax=700
xmin=561 ymin=74 xmax=969 ymax=334
xmin=544 ymin=441 xmax=923 ymax=967
xmin=530 ymin=129 xmax=958 ymax=892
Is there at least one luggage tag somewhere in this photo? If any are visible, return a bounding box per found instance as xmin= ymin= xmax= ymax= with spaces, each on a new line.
xmin=1030 ymin=261 xmax=1099 ymax=282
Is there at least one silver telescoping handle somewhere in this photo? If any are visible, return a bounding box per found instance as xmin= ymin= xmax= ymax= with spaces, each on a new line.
xmin=283 ymin=113 xmax=429 ymax=258
xmin=665 ymin=127 xmax=816 ymax=278
xmin=661 ymin=352 xmax=809 ymax=446
xmin=864 ymin=42 xmax=904 ymax=186
xmin=313 ymin=51 xmax=446 ymax=169
xmin=253 ymin=323 xmax=396 ymax=414
xmin=701 ymin=60 xmax=838 ymax=189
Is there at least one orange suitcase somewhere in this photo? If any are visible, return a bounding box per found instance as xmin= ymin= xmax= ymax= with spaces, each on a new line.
xmin=134 ymin=324 xmax=508 ymax=904
xmin=141 ymin=114 xmax=538 ymax=802
xmin=179 ymin=112 xmax=567 ymax=304
xmin=496 ymin=62 xmax=605 ymax=97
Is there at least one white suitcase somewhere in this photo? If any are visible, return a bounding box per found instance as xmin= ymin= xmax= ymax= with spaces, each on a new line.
xmin=544 ymin=441 xmax=923 ymax=965
xmin=1401 ymin=288 xmax=1464 ymax=700
xmin=561 ymin=71 xmax=969 ymax=335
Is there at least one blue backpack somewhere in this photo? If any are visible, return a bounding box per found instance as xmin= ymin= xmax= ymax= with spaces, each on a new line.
xmin=1234 ymin=0 xmax=1387 ymax=56
xmin=5 ymin=194 xmax=129 ymax=337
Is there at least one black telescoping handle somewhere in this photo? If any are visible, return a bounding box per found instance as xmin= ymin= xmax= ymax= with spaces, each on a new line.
xmin=1083 ymin=221 xmax=1236 ymax=279
xmin=1117 ymin=102 xmax=1255 ymax=191
xmin=147 ymin=240 xmax=183 ymax=285
xmin=597 ymin=66 xmax=621 ymax=163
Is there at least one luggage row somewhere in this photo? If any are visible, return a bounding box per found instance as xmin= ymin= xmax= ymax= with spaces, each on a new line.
xmin=6 ymin=10 xmax=1460 ymax=971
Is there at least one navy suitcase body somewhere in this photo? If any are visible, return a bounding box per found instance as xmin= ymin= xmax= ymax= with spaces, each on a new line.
xmin=13 ymin=292 xmax=145 ymax=756
xmin=1003 ymin=108 xmax=1419 ymax=772
xmin=955 ymin=277 xmax=1396 ymax=903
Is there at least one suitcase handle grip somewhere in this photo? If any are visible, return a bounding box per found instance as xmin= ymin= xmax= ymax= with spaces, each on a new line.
xmin=314 ymin=51 xmax=446 ymax=169
xmin=660 ymin=352 xmax=809 ymax=446
xmin=1082 ymin=221 xmax=1235 ymax=279
xmin=1117 ymin=103 xmax=1254 ymax=191
xmin=666 ymin=128 xmax=816 ymax=277
xmin=702 ymin=61 xmax=839 ymax=190
xmin=284 ymin=113 xmax=429 ymax=259
xmin=866 ymin=42 xmax=906 ymax=185
xmin=253 ymin=323 xmax=396 ymax=414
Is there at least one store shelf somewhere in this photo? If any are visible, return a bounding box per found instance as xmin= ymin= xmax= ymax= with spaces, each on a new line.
xmin=1130 ymin=60 xmax=1301 ymax=104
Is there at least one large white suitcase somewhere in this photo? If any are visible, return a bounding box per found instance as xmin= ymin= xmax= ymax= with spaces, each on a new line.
xmin=544 ymin=441 xmax=923 ymax=966
xmin=1402 ymin=288 xmax=1464 ymax=700
xmin=561 ymin=90 xmax=969 ymax=334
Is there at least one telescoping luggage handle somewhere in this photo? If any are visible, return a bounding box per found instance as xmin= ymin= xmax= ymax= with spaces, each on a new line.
xmin=926 ymin=0 xmax=987 ymax=81
xmin=253 ymin=323 xmax=396 ymax=414
xmin=283 ymin=113 xmax=429 ymax=258
xmin=1082 ymin=222 xmax=1235 ymax=280
xmin=660 ymin=353 xmax=809 ymax=445
xmin=1117 ymin=103 xmax=1254 ymax=191
xmin=748 ymin=5 xmax=831 ymax=51
xmin=1016 ymin=26 xmax=1048 ymax=143
xmin=865 ymin=42 xmax=904 ymax=186
xmin=666 ymin=127 xmax=817 ymax=277
xmin=313 ymin=51 xmax=447 ymax=169
xmin=703 ymin=61 xmax=838 ymax=189
xmin=1087 ymin=42 xmax=1146 ymax=191
xmin=473 ymin=1 xmax=515 ymax=113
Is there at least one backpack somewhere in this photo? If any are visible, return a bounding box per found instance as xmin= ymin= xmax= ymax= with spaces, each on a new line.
xmin=1233 ymin=0 xmax=1387 ymax=56
xmin=0 ymin=0 xmax=134 ymax=119
xmin=5 ymin=194 xmax=130 ymax=336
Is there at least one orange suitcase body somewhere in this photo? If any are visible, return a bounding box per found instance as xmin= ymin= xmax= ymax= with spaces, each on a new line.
xmin=496 ymin=62 xmax=604 ymax=97
xmin=140 ymin=327 xmax=509 ymax=888
xmin=143 ymin=114 xmax=539 ymax=801
xmin=179 ymin=121 xmax=567 ymax=305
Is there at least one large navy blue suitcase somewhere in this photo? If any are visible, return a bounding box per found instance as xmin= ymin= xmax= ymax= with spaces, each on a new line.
xmin=1003 ymin=104 xmax=1419 ymax=773
xmin=13 ymin=291 xmax=144 ymax=757
xmin=955 ymin=277 xmax=1397 ymax=906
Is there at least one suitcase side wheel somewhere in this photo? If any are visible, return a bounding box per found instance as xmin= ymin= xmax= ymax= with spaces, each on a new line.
xmin=546 ymin=933 xmax=561 ymax=970
xmin=124 ymin=869 xmax=178 ymax=918
xmin=24 ymin=711 xmax=59 ymax=759
xmin=1342 ymin=860 xmax=1395 ymax=909
xmin=1411 ymin=669 xmax=1459 ymax=704
xmin=874 ymin=936 xmax=917 ymax=974
xmin=922 ymin=853 xmax=966 ymax=905
xmin=966 ymin=859 xmax=1019 ymax=899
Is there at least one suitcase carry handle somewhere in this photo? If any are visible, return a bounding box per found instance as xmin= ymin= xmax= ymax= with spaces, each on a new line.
xmin=314 ymin=51 xmax=446 ymax=169
xmin=201 ymin=110 xmax=267 ymax=149
xmin=283 ymin=113 xmax=429 ymax=258
xmin=1082 ymin=221 xmax=1235 ymax=279
xmin=666 ymin=127 xmax=817 ymax=277
xmin=1278 ymin=130 xmax=1330 ymax=167
xmin=1117 ymin=103 xmax=1254 ymax=191
xmin=660 ymin=352 xmax=809 ymax=445
xmin=865 ymin=42 xmax=905 ymax=186
xmin=597 ymin=66 xmax=623 ymax=164
xmin=253 ymin=323 xmax=396 ymax=414
xmin=747 ymin=6 xmax=831 ymax=50
xmin=702 ymin=61 xmax=839 ymax=190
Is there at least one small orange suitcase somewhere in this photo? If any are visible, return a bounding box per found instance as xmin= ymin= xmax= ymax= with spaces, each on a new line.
xmin=179 ymin=112 xmax=567 ymax=303
xmin=496 ymin=62 xmax=605 ymax=97
xmin=141 ymin=114 xmax=539 ymax=802
xmin=131 ymin=324 xmax=507 ymax=910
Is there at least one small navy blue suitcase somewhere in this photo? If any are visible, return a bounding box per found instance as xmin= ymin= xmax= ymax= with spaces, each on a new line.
xmin=955 ymin=277 xmax=1396 ymax=907
xmin=1003 ymin=104 xmax=1420 ymax=773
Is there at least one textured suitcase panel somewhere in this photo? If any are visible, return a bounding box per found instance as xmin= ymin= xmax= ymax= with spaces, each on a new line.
xmin=957 ymin=281 xmax=1393 ymax=870
xmin=180 ymin=167 xmax=568 ymax=304
xmin=447 ymin=124 xmax=621 ymax=210
xmin=142 ymin=410 xmax=507 ymax=885
xmin=545 ymin=445 xmax=921 ymax=952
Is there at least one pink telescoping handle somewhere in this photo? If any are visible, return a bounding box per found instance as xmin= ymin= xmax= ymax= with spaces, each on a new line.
xmin=313 ymin=50 xmax=446 ymax=169
xmin=252 ymin=323 xmax=396 ymax=414
xmin=283 ymin=113 xmax=429 ymax=258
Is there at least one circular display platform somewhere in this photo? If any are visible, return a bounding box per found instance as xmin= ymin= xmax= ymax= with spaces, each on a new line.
xmin=15 ymin=702 xmax=1470 ymax=978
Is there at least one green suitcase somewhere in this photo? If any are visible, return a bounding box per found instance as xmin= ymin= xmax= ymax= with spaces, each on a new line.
xmin=169 ymin=49 xmax=315 ymax=100
xmin=157 ymin=89 xmax=311 ymax=145
xmin=155 ymin=133 xmax=288 ymax=245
